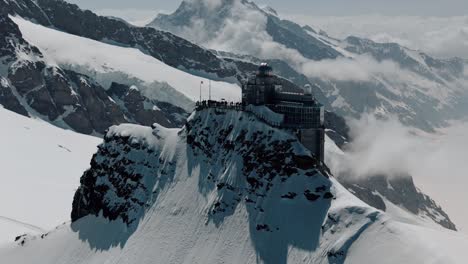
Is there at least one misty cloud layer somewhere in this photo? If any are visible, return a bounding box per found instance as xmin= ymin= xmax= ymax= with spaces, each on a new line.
xmin=292 ymin=15 xmax=468 ymax=59
xmin=301 ymin=55 xmax=404 ymax=82
xmin=146 ymin=0 xmax=467 ymax=97
xmin=326 ymin=114 xmax=468 ymax=232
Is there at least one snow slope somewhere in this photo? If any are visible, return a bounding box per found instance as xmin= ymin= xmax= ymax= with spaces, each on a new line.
xmin=0 ymin=107 xmax=101 ymax=245
xmin=0 ymin=216 xmax=44 ymax=246
xmin=1 ymin=109 xmax=468 ymax=263
xmin=10 ymin=16 xmax=242 ymax=108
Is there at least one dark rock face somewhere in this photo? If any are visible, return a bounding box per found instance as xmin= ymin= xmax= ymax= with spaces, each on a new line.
xmin=324 ymin=111 xmax=349 ymax=148
xmin=8 ymin=61 xmax=45 ymax=96
xmin=340 ymin=174 xmax=457 ymax=230
xmin=0 ymin=77 xmax=28 ymax=116
xmin=65 ymin=72 xmax=128 ymax=134
xmin=71 ymin=132 xmax=151 ymax=224
xmin=107 ymin=82 xmax=187 ymax=128
xmin=0 ymin=0 xmax=51 ymax=25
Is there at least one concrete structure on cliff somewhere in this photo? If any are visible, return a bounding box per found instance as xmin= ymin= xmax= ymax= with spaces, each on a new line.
xmin=242 ymin=63 xmax=325 ymax=162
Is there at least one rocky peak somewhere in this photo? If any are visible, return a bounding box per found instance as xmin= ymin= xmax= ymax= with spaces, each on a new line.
xmin=71 ymin=108 xmax=332 ymax=226
xmin=149 ymin=0 xmax=341 ymax=61
xmin=262 ymin=6 xmax=278 ymax=16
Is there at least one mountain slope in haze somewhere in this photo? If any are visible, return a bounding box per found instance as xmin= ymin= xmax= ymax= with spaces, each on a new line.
xmin=0 ymin=107 xmax=101 ymax=244
xmin=149 ymin=0 xmax=468 ymax=132
xmin=2 ymin=109 xmax=468 ymax=263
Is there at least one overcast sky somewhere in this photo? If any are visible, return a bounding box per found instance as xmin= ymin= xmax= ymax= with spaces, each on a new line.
xmin=68 ymin=0 xmax=468 ymax=16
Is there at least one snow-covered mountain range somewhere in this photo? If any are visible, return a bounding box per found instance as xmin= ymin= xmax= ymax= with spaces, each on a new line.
xmin=0 ymin=14 xmax=188 ymax=134
xmin=0 ymin=0 xmax=466 ymax=262
xmin=2 ymin=109 xmax=468 ymax=263
xmin=149 ymin=0 xmax=468 ymax=131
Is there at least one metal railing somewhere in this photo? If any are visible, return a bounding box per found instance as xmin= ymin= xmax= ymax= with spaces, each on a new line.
xmin=194 ymin=101 xmax=324 ymax=130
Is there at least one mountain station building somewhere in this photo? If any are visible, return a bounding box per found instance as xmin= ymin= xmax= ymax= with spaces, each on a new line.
xmin=242 ymin=63 xmax=325 ymax=162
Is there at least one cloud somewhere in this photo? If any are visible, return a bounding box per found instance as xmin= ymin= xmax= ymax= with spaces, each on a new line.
xmin=174 ymin=0 xmax=307 ymax=66
xmin=289 ymin=14 xmax=468 ymax=59
xmin=161 ymin=2 xmax=428 ymax=85
xmin=97 ymin=2 xmax=468 ymax=103
xmin=330 ymin=114 xmax=468 ymax=180
xmin=301 ymin=55 xmax=404 ymax=82
xmin=326 ymin=113 xmax=468 ymax=233
xmin=328 ymin=114 xmax=421 ymax=178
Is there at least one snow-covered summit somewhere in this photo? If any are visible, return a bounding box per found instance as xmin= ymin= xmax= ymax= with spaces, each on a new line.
xmin=2 ymin=108 xmax=468 ymax=263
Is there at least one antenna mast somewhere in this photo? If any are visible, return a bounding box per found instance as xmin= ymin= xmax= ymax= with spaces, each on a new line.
xmin=209 ymin=80 xmax=212 ymax=101
xmin=200 ymin=81 xmax=203 ymax=102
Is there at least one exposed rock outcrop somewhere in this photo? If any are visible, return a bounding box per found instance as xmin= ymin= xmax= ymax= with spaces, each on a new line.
xmin=340 ymin=174 xmax=457 ymax=230
xmin=71 ymin=108 xmax=331 ymax=226
xmin=107 ymin=82 xmax=187 ymax=128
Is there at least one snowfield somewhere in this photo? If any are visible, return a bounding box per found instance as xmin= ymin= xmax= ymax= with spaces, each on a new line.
xmin=0 ymin=107 xmax=101 ymax=245
xmin=1 ymin=109 xmax=468 ymax=263
xmin=10 ymin=16 xmax=242 ymax=108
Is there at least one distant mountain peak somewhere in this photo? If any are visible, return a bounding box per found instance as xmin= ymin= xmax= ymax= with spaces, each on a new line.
xmin=262 ymin=5 xmax=278 ymax=16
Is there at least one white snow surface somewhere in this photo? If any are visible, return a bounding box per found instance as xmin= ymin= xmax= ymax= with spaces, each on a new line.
xmin=10 ymin=16 xmax=241 ymax=105
xmin=1 ymin=109 xmax=468 ymax=263
xmin=0 ymin=107 xmax=101 ymax=245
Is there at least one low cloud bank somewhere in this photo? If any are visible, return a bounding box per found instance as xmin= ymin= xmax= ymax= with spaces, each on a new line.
xmin=98 ymin=3 xmax=467 ymax=87
xmin=330 ymin=114 xmax=468 ymax=180
xmin=327 ymin=113 xmax=468 ymax=233
xmin=301 ymin=55 xmax=403 ymax=82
